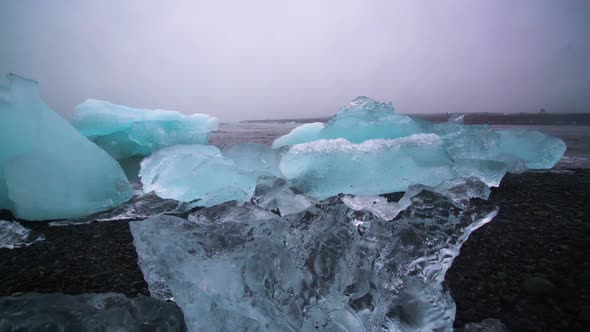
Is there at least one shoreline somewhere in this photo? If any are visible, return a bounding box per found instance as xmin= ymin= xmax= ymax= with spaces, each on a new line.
xmin=1 ymin=169 xmax=588 ymax=331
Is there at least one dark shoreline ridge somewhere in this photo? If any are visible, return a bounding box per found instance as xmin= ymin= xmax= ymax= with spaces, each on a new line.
xmin=1 ymin=170 xmax=589 ymax=331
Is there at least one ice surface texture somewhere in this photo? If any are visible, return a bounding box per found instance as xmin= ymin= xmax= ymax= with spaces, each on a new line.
xmin=140 ymin=143 xmax=281 ymax=206
xmin=130 ymin=179 xmax=498 ymax=332
xmin=0 ymin=75 xmax=132 ymax=220
xmin=0 ymin=292 xmax=186 ymax=331
xmin=275 ymin=96 xmax=566 ymax=168
xmin=73 ymin=99 xmax=219 ymax=159
xmin=0 ymin=220 xmax=44 ymax=249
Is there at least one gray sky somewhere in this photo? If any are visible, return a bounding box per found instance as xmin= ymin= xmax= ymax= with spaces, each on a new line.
xmin=1 ymin=0 xmax=589 ymax=121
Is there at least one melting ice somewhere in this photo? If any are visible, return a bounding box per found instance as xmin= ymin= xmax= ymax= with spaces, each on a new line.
xmin=74 ymin=99 xmax=219 ymax=159
xmin=130 ymin=177 xmax=498 ymax=331
xmin=0 ymin=75 xmax=133 ymax=220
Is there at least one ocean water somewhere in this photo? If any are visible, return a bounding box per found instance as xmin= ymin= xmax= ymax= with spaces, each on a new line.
xmin=210 ymin=120 xmax=590 ymax=169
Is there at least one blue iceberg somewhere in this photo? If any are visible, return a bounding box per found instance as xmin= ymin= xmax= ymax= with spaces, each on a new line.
xmin=273 ymin=97 xmax=565 ymax=199
xmin=73 ymin=99 xmax=219 ymax=159
xmin=274 ymin=97 xmax=566 ymax=171
xmin=0 ymin=75 xmax=133 ymax=220
xmin=139 ymin=143 xmax=281 ymax=206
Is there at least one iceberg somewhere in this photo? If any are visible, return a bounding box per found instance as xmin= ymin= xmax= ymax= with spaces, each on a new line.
xmin=0 ymin=75 xmax=133 ymax=220
xmin=0 ymin=293 xmax=186 ymax=331
xmin=274 ymin=97 xmax=566 ymax=172
xmin=130 ymin=179 xmax=498 ymax=331
xmin=140 ymin=143 xmax=281 ymax=206
xmin=73 ymin=99 xmax=219 ymax=159
xmin=279 ymin=134 xmax=506 ymax=199
xmin=0 ymin=220 xmax=44 ymax=249
xmin=272 ymin=97 xmax=424 ymax=148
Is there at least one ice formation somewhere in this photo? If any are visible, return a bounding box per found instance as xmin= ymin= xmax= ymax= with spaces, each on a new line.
xmin=274 ymin=97 xmax=566 ymax=171
xmin=140 ymin=143 xmax=281 ymax=206
xmin=251 ymin=176 xmax=316 ymax=216
xmin=50 ymin=185 xmax=194 ymax=226
xmin=279 ymin=135 xmax=505 ymax=199
xmin=73 ymin=99 xmax=219 ymax=159
xmin=342 ymin=176 xmax=491 ymax=221
xmin=0 ymin=220 xmax=44 ymax=249
xmin=0 ymin=293 xmax=186 ymax=331
xmin=272 ymin=97 xmax=424 ymax=147
xmin=0 ymin=75 xmax=133 ymax=220
xmin=130 ymin=178 xmax=498 ymax=331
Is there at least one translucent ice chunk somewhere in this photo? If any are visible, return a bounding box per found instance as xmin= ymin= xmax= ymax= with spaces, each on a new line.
xmin=140 ymin=143 xmax=281 ymax=206
xmin=343 ymin=177 xmax=491 ymax=220
xmin=273 ymin=97 xmax=424 ymax=147
xmin=0 ymin=75 xmax=132 ymax=220
xmin=279 ymin=135 xmax=463 ymax=199
xmin=271 ymin=122 xmax=325 ymax=148
xmin=0 ymin=220 xmax=44 ymax=249
xmin=251 ymin=176 xmax=316 ymax=216
xmin=274 ymin=97 xmax=566 ymax=172
xmin=0 ymin=292 xmax=186 ymax=331
xmin=130 ymin=180 xmax=498 ymax=331
xmin=73 ymin=99 xmax=219 ymax=159
xmin=49 ymin=185 xmax=193 ymax=226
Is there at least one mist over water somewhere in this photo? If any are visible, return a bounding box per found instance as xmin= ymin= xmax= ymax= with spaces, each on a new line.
xmin=1 ymin=0 xmax=589 ymax=121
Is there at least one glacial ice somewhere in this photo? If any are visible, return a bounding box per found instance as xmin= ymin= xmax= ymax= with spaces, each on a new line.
xmin=274 ymin=97 xmax=566 ymax=172
xmin=279 ymin=134 xmax=505 ymax=199
xmin=49 ymin=185 xmax=194 ymax=226
xmin=342 ymin=177 xmax=491 ymax=221
xmin=0 ymin=220 xmax=44 ymax=249
xmin=140 ymin=143 xmax=281 ymax=206
xmin=130 ymin=178 xmax=498 ymax=332
xmin=272 ymin=97 xmax=424 ymax=147
xmin=0 ymin=74 xmax=133 ymax=220
xmin=0 ymin=292 xmax=186 ymax=331
xmin=73 ymin=99 xmax=219 ymax=159
xmin=251 ymin=176 xmax=316 ymax=216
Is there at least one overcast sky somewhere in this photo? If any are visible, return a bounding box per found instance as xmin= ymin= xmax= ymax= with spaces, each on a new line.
xmin=1 ymin=0 xmax=589 ymax=121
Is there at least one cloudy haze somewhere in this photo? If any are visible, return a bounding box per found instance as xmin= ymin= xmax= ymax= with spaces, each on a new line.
xmin=1 ymin=0 xmax=589 ymax=121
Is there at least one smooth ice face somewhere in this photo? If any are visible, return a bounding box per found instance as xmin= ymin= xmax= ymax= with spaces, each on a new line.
xmin=140 ymin=143 xmax=281 ymax=206
xmin=279 ymin=135 xmax=500 ymax=200
xmin=0 ymin=220 xmax=44 ymax=249
xmin=273 ymin=97 xmax=424 ymax=148
xmin=272 ymin=122 xmax=325 ymax=148
xmin=431 ymin=123 xmax=567 ymax=171
xmin=0 ymin=75 xmax=133 ymax=220
xmin=73 ymin=99 xmax=219 ymax=159
xmin=0 ymin=293 xmax=186 ymax=331
xmin=130 ymin=180 xmax=498 ymax=332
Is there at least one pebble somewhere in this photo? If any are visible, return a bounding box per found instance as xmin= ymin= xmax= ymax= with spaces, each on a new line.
xmin=522 ymin=277 xmax=557 ymax=296
xmin=578 ymin=307 xmax=590 ymax=322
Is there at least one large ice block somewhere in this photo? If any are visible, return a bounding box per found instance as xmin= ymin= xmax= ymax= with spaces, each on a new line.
xmin=0 ymin=75 xmax=132 ymax=220
xmin=130 ymin=179 xmax=498 ymax=331
xmin=279 ymin=134 xmax=467 ymax=199
xmin=273 ymin=97 xmax=566 ymax=172
xmin=140 ymin=143 xmax=281 ymax=206
xmin=273 ymin=97 xmax=424 ymax=148
xmin=73 ymin=99 xmax=219 ymax=159
xmin=0 ymin=293 xmax=186 ymax=331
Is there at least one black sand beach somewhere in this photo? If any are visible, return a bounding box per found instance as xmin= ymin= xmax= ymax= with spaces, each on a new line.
xmin=1 ymin=169 xmax=589 ymax=331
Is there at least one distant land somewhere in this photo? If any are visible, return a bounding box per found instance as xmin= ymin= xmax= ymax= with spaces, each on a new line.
xmin=246 ymin=113 xmax=590 ymax=126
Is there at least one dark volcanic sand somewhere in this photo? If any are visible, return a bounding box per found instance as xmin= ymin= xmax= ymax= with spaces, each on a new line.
xmin=1 ymin=170 xmax=589 ymax=331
